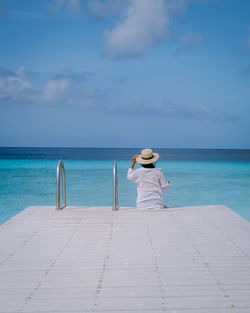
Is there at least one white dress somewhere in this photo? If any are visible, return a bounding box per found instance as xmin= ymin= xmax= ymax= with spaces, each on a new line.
xmin=127 ymin=167 xmax=170 ymax=209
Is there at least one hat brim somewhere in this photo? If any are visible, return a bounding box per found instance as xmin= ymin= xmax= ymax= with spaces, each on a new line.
xmin=136 ymin=153 xmax=159 ymax=164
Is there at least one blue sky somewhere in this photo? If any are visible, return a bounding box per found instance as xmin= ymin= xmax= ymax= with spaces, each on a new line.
xmin=0 ymin=0 xmax=250 ymax=148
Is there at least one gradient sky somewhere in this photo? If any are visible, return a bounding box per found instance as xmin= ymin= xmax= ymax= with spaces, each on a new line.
xmin=0 ymin=0 xmax=250 ymax=148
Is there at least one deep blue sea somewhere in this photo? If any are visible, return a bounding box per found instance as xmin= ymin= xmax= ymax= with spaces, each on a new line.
xmin=0 ymin=147 xmax=250 ymax=224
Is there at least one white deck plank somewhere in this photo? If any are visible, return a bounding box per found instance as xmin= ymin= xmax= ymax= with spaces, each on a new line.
xmin=0 ymin=205 xmax=249 ymax=312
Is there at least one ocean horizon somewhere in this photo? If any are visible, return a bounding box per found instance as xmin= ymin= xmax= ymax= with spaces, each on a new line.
xmin=0 ymin=147 xmax=249 ymax=225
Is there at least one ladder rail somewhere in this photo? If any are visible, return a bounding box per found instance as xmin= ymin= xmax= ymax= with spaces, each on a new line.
xmin=56 ymin=160 xmax=66 ymax=210
xmin=112 ymin=160 xmax=119 ymax=211
xmin=56 ymin=160 xmax=117 ymax=211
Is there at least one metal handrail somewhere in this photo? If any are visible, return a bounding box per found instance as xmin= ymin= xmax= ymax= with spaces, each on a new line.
xmin=56 ymin=160 xmax=66 ymax=210
xmin=112 ymin=160 xmax=119 ymax=211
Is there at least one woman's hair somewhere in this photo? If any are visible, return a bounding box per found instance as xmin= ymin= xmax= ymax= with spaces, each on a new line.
xmin=141 ymin=163 xmax=155 ymax=168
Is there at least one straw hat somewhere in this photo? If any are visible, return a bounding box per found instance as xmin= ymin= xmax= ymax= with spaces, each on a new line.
xmin=136 ymin=148 xmax=159 ymax=164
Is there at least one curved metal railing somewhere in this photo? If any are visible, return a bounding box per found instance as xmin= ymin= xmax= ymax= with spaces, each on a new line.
xmin=112 ymin=160 xmax=119 ymax=211
xmin=56 ymin=160 xmax=66 ymax=210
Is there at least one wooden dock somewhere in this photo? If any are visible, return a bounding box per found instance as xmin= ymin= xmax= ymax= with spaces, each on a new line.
xmin=0 ymin=205 xmax=250 ymax=312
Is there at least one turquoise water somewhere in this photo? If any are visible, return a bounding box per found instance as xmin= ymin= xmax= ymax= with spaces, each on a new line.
xmin=0 ymin=158 xmax=249 ymax=224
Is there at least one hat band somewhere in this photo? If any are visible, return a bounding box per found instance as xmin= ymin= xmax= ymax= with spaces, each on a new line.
xmin=141 ymin=155 xmax=154 ymax=160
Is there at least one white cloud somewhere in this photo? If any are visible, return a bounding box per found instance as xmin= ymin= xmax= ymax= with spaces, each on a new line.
xmin=43 ymin=75 xmax=106 ymax=109
xmin=102 ymin=0 xmax=207 ymax=57
xmin=0 ymin=67 xmax=105 ymax=110
xmin=0 ymin=67 xmax=33 ymax=102
xmin=104 ymin=0 xmax=171 ymax=57
xmin=0 ymin=67 xmax=236 ymax=122
xmin=43 ymin=0 xmax=208 ymax=57
xmin=42 ymin=69 xmax=104 ymax=108
xmin=43 ymin=79 xmax=70 ymax=102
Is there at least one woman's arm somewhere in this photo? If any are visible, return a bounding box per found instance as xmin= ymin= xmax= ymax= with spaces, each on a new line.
xmin=159 ymin=171 xmax=170 ymax=190
xmin=127 ymin=155 xmax=139 ymax=182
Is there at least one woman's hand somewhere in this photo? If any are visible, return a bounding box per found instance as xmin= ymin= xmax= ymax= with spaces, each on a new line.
xmin=130 ymin=155 xmax=139 ymax=169
xmin=132 ymin=155 xmax=139 ymax=161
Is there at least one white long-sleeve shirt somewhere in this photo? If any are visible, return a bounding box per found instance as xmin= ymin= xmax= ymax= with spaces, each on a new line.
xmin=127 ymin=167 xmax=170 ymax=208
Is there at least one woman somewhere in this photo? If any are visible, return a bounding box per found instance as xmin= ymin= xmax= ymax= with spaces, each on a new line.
xmin=127 ymin=148 xmax=170 ymax=209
